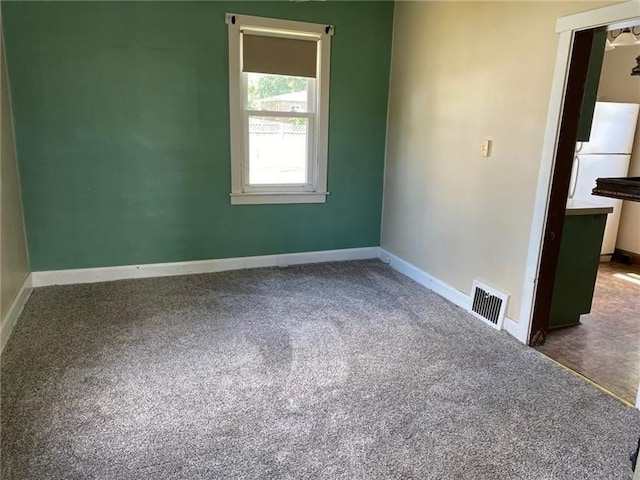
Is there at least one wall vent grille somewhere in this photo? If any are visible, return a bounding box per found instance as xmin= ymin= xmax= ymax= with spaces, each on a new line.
xmin=469 ymin=280 xmax=508 ymax=330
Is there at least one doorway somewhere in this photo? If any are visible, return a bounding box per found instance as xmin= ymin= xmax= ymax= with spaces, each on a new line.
xmin=527 ymin=9 xmax=640 ymax=406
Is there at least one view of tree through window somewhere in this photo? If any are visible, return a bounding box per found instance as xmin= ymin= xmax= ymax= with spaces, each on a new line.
xmin=247 ymin=74 xmax=309 ymax=110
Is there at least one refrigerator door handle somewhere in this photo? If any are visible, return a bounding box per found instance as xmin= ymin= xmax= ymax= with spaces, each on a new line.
xmin=576 ymin=141 xmax=583 ymax=153
xmin=569 ymin=155 xmax=579 ymax=199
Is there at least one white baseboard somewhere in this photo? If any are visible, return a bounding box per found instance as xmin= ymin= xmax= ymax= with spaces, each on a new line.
xmin=504 ymin=316 xmax=529 ymax=344
xmin=380 ymin=249 xmax=527 ymax=344
xmin=381 ymin=249 xmax=469 ymax=308
xmin=1 ymin=274 xmax=33 ymax=355
xmin=32 ymin=247 xmax=381 ymax=287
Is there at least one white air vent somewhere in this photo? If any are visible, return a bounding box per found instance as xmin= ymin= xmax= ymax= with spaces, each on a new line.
xmin=469 ymin=280 xmax=508 ymax=330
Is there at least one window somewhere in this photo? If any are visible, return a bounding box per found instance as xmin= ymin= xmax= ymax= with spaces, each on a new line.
xmin=226 ymin=13 xmax=333 ymax=205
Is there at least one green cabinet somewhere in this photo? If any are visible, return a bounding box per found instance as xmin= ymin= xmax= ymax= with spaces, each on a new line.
xmin=548 ymin=213 xmax=608 ymax=329
xmin=576 ymin=28 xmax=607 ymax=142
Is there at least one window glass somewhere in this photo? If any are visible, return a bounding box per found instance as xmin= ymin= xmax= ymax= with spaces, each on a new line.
xmin=248 ymin=116 xmax=308 ymax=185
xmin=246 ymin=73 xmax=312 ymax=113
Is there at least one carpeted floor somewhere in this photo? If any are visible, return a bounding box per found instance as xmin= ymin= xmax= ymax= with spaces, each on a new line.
xmin=2 ymin=260 xmax=639 ymax=479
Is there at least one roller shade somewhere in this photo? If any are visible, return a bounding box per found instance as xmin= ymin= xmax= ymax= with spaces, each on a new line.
xmin=242 ymin=33 xmax=317 ymax=78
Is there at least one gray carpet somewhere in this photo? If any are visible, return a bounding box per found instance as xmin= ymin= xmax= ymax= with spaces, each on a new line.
xmin=2 ymin=260 xmax=639 ymax=479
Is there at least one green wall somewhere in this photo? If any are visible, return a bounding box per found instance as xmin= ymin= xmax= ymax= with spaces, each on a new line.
xmin=2 ymin=1 xmax=393 ymax=271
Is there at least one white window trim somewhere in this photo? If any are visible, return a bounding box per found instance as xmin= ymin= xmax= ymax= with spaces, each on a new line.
xmin=226 ymin=13 xmax=333 ymax=205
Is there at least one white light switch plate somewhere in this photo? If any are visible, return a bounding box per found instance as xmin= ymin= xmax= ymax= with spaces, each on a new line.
xmin=481 ymin=139 xmax=492 ymax=157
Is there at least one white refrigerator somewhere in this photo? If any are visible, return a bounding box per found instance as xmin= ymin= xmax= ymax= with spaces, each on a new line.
xmin=569 ymin=101 xmax=639 ymax=257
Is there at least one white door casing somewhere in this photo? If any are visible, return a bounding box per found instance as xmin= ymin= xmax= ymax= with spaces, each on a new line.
xmin=521 ymin=1 xmax=640 ymax=408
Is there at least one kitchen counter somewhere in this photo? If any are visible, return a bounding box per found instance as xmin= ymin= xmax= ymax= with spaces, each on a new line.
xmin=565 ymin=199 xmax=614 ymax=216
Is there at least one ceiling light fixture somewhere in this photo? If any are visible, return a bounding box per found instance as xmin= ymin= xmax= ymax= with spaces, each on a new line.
xmin=610 ymin=27 xmax=640 ymax=47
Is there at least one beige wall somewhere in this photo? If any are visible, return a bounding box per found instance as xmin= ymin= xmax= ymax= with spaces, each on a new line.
xmin=597 ymin=44 xmax=640 ymax=255
xmin=1 ymin=25 xmax=30 ymax=320
xmin=382 ymin=1 xmax=611 ymax=321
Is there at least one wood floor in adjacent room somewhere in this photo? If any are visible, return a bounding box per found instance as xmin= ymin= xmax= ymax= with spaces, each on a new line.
xmin=537 ymin=260 xmax=640 ymax=404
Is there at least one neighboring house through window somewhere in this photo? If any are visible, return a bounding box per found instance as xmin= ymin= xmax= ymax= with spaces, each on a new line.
xmin=226 ymin=13 xmax=333 ymax=205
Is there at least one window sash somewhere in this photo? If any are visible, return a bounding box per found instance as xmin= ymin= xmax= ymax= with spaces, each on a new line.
xmin=241 ymin=72 xmax=317 ymax=191
xmin=242 ymin=112 xmax=316 ymax=191
xmin=245 ymin=110 xmax=312 ymax=118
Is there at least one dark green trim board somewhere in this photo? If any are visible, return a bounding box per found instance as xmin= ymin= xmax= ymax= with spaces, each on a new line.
xmin=2 ymin=2 xmax=394 ymax=271
xmin=576 ymin=27 xmax=607 ymax=142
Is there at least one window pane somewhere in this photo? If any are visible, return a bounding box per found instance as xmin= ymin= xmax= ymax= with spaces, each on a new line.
xmin=248 ymin=116 xmax=308 ymax=185
xmin=246 ymin=73 xmax=312 ymax=113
